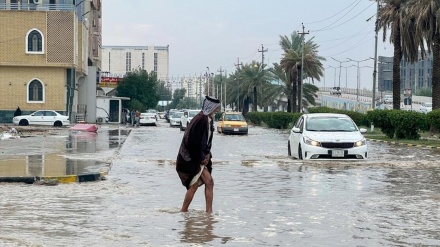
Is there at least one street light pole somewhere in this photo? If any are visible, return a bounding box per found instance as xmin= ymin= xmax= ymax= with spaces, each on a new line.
xmin=347 ymin=58 xmax=371 ymax=102
xmin=331 ymin=57 xmax=350 ymax=88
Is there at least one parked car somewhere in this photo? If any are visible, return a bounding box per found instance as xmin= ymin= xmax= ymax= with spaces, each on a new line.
xmin=165 ymin=109 xmax=178 ymax=122
xmin=330 ymin=87 xmax=341 ymax=96
xmin=169 ymin=111 xmax=184 ymax=127
xmin=419 ymin=102 xmax=432 ymax=114
xmin=12 ymin=110 xmax=70 ymax=127
xmin=217 ymin=112 xmax=248 ymax=135
xmin=288 ymin=113 xmax=368 ymax=160
xmin=157 ymin=111 xmax=166 ymax=119
xmin=180 ymin=110 xmax=200 ymax=131
xmin=146 ymin=109 xmax=159 ymax=120
xmin=139 ymin=113 xmax=157 ymax=126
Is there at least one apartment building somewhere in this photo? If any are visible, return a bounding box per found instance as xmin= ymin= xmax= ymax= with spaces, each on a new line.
xmin=101 ymin=45 xmax=169 ymax=81
xmin=0 ymin=0 xmax=102 ymax=123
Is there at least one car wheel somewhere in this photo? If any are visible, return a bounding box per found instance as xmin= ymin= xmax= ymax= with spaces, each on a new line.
xmin=298 ymin=146 xmax=303 ymax=160
xmin=19 ymin=119 xmax=29 ymax=126
xmin=54 ymin=121 xmax=62 ymax=127
xmin=288 ymin=141 xmax=291 ymax=156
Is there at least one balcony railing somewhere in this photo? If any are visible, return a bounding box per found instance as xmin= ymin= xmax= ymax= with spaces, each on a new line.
xmin=0 ymin=3 xmax=75 ymax=11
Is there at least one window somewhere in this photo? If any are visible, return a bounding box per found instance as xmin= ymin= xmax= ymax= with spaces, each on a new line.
xmin=26 ymin=29 xmax=44 ymax=54
xmin=126 ymin=52 xmax=132 ymax=72
xmin=27 ymin=79 xmax=44 ymax=103
xmin=154 ymin=52 xmax=158 ymax=72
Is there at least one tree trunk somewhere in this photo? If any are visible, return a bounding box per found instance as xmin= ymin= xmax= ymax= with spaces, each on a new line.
xmin=392 ymin=23 xmax=401 ymax=110
xmin=253 ymin=86 xmax=258 ymax=112
xmin=297 ymin=65 xmax=302 ymax=113
xmin=432 ymin=33 xmax=440 ymax=110
xmin=287 ymin=98 xmax=291 ymax=112
xmin=292 ymin=81 xmax=297 ymax=113
xmin=243 ymin=96 xmax=250 ymax=116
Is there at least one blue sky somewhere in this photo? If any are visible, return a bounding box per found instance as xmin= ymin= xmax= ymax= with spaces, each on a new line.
xmin=102 ymin=0 xmax=393 ymax=90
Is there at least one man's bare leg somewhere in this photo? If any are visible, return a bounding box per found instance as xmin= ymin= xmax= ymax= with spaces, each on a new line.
xmin=200 ymin=169 xmax=214 ymax=213
xmin=181 ymin=181 xmax=199 ymax=212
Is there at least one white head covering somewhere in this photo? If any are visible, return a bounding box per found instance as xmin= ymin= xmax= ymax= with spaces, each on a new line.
xmin=202 ymin=96 xmax=221 ymax=115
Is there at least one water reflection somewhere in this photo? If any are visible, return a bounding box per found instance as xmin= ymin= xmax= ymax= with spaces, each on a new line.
xmin=0 ymin=128 xmax=130 ymax=177
xmin=179 ymin=213 xmax=233 ymax=245
xmin=66 ymin=131 xmax=97 ymax=153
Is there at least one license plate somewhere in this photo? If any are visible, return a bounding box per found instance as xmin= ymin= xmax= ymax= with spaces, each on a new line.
xmin=332 ymin=150 xmax=344 ymax=157
xmin=233 ymin=128 xmax=239 ymax=131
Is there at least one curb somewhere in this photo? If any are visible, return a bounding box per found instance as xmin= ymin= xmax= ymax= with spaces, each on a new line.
xmin=0 ymin=172 xmax=107 ymax=184
xmin=368 ymin=138 xmax=440 ymax=149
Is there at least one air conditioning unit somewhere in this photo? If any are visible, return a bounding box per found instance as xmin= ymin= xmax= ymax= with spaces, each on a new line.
xmin=33 ymin=0 xmax=41 ymax=4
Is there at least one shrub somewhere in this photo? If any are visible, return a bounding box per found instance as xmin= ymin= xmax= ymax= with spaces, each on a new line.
xmin=388 ymin=110 xmax=427 ymax=140
xmin=427 ymin=109 xmax=440 ymax=132
xmin=366 ymin=110 xmax=395 ymax=138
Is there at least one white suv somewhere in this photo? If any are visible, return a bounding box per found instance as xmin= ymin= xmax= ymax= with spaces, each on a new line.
xmin=180 ymin=110 xmax=200 ymax=131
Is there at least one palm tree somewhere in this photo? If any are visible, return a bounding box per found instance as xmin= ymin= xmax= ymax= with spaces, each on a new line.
xmin=410 ymin=0 xmax=440 ymax=110
xmin=377 ymin=0 xmax=413 ymax=110
xmin=235 ymin=61 xmax=272 ymax=115
xmin=268 ymin=63 xmax=292 ymax=112
xmin=279 ymin=32 xmax=325 ymax=113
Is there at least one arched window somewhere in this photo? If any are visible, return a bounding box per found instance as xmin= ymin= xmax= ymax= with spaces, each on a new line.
xmin=27 ymin=79 xmax=44 ymax=103
xmin=26 ymin=29 xmax=44 ymax=54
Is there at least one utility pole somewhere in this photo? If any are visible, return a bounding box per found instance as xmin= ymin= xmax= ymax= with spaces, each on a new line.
xmin=224 ymin=68 xmax=227 ymax=111
xmin=199 ymin=73 xmax=203 ymax=107
xmin=218 ymin=66 xmax=224 ymax=111
xmin=372 ymin=0 xmax=380 ymax=109
xmin=235 ymin=58 xmax=243 ymax=112
xmin=256 ymin=44 xmax=268 ymax=112
xmin=299 ymin=23 xmax=309 ymax=113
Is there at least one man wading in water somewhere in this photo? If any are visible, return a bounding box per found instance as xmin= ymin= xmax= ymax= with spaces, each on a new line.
xmin=176 ymin=96 xmax=221 ymax=213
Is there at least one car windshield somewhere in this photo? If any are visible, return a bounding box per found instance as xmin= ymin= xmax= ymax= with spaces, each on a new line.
xmin=172 ymin=112 xmax=183 ymax=118
xmin=224 ymin=114 xmax=244 ymax=121
xmin=306 ymin=117 xmax=357 ymax=132
xmin=189 ymin=111 xmax=198 ymax=117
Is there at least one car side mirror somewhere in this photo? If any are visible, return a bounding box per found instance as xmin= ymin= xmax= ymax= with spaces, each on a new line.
xmin=359 ymin=128 xmax=367 ymax=133
xmin=292 ymin=127 xmax=301 ymax=133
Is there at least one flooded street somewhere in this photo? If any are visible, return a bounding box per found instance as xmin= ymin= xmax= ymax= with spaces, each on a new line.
xmin=1 ymin=121 xmax=440 ymax=246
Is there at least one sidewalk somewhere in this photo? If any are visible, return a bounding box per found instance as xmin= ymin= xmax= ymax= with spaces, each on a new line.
xmin=0 ymin=125 xmax=130 ymax=184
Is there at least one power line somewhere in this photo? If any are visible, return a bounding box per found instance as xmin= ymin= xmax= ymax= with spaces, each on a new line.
xmin=311 ymin=1 xmax=374 ymax=32
xmin=305 ymin=0 xmax=361 ymax=25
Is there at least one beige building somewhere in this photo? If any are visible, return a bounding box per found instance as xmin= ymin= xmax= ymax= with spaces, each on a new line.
xmin=0 ymin=0 xmax=102 ymax=123
xmin=101 ymin=45 xmax=169 ymax=81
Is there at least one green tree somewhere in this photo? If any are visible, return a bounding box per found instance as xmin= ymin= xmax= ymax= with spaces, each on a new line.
xmin=176 ymin=97 xmax=199 ymax=109
xmin=235 ymin=61 xmax=272 ymax=114
xmin=279 ymin=32 xmax=325 ymax=113
xmin=377 ymin=0 xmax=411 ymax=110
xmin=168 ymin=88 xmax=187 ymax=109
xmin=116 ymin=69 xmax=160 ymax=111
xmin=410 ymin=0 xmax=440 ymax=110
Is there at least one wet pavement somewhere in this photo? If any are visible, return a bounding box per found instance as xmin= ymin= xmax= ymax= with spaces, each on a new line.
xmin=0 ymin=126 xmax=129 ymax=180
xmin=0 ymin=120 xmax=440 ymax=246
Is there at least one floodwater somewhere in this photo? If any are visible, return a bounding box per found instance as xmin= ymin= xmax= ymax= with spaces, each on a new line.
xmin=0 ymin=121 xmax=440 ymax=246
xmin=0 ymin=127 xmax=129 ymax=177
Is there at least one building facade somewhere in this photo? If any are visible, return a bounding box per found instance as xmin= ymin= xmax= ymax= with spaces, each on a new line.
xmin=0 ymin=0 xmax=102 ymax=124
xmin=101 ymin=45 xmax=169 ymax=81
xmin=378 ymin=53 xmax=433 ymax=94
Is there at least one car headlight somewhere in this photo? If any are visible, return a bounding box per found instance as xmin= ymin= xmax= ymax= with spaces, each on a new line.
xmin=224 ymin=124 xmax=230 ymax=127
xmin=303 ymin=136 xmax=321 ymax=146
xmin=354 ymin=139 xmax=366 ymax=147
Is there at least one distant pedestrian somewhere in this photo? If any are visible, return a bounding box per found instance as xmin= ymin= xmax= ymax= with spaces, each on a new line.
xmin=13 ymin=106 xmax=21 ymax=117
xmin=135 ymin=110 xmax=141 ymax=127
xmin=176 ymin=96 xmax=221 ymax=213
xmin=130 ymin=110 xmax=135 ymax=126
